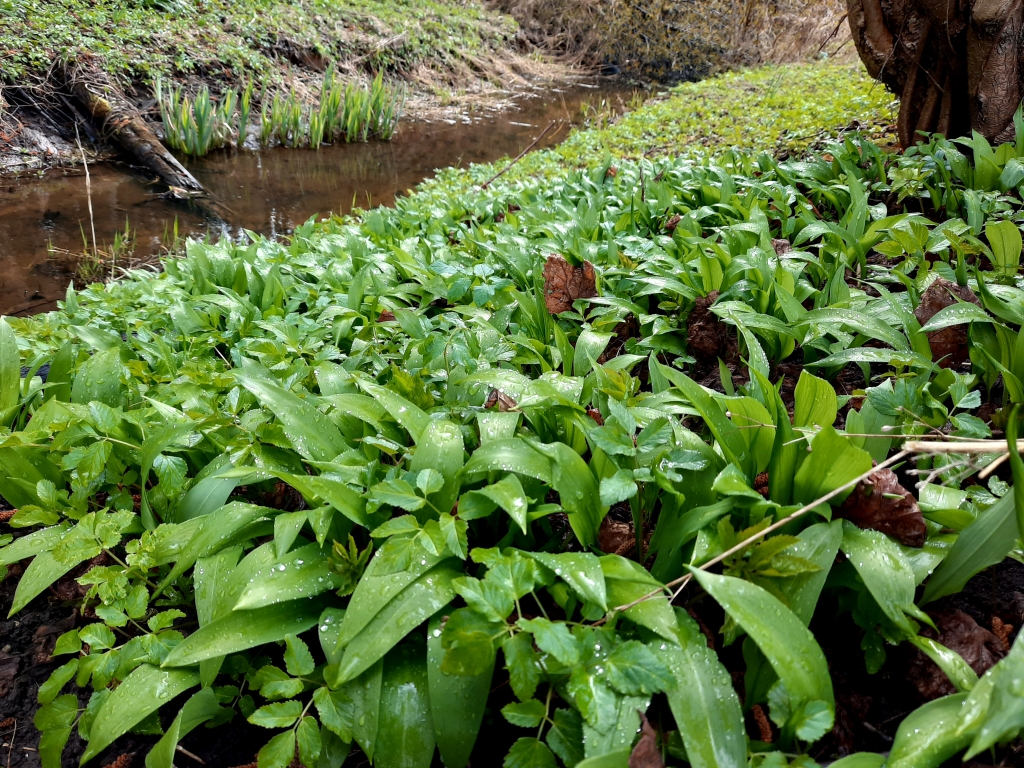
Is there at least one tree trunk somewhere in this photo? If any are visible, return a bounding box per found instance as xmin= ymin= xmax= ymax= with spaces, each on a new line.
xmin=846 ymin=0 xmax=1023 ymax=146
xmin=62 ymin=62 xmax=204 ymax=193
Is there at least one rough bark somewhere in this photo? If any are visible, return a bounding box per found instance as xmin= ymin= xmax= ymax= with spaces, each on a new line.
xmin=62 ymin=62 xmax=203 ymax=193
xmin=846 ymin=0 xmax=1023 ymax=146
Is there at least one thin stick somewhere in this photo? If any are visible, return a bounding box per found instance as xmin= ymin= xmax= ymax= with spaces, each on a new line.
xmin=482 ymin=121 xmax=557 ymax=189
xmin=905 ymin=440 xmax=1024 ymax=454
xmin=75 ymin=126 xmax=97 ymax=261
xmin=176 ymin=745 xmax=206 ymax=764
xmin=978 ymin=452 xmax=1010 ymax=480
xmin=607 ymin=449 xmax=912 ymax=616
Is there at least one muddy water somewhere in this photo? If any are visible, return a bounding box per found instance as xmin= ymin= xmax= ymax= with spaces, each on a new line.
xmin=0 ymin=81 xmax=627 ymax=316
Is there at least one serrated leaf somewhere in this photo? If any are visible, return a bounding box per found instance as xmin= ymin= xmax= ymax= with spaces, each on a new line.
xmin=249 ymin=701 xmax=303 ymax=729
xmin=502 ymin=700 xmax=546 ymax=728
xmin=504 ymin=738 xmax=556 ymax=768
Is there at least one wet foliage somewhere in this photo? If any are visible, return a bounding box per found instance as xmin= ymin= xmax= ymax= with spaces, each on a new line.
xmin=5 ymin=66 xmax=1024 ymax=768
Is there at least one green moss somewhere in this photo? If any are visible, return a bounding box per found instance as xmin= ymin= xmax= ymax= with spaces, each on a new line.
xmin=0 ymin=0 xmax=518 ymax=85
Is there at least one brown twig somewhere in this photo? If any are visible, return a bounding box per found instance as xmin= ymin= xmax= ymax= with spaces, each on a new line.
xmin=481 ymin=120 xmax=558 ymax=189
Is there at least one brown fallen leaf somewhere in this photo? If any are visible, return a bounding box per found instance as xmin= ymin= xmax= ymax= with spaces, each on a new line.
xmin=908 ymin=609 xmax=1006 ymax=700
xmin=771 ymin=238 xmax=793 ymax=256
xmin=586 ymin=408 xmax=605 ymax=426
xmin=629 ymin=711 xmax=664 ymax=768
xmin=484 ymin=388 xmax=518 ymax=412
xmin=377 ymin=310 xmax=396 ymax=323
xmin=991 ymin=616 xmax=1013 ymax=649
xmin=543 ymin=255 xmax=597 ymax=315
xmin=102 ymin=753 xmax=134 ymax=768
xmin=835 ymin=467 xmax=927 ymax=547
xmin=599 ymin=515 xmax=634 ymax=557
xmin=752 ymin=704 xmax=774 ymax=743
xmin=686 ymin=290 xmax=729 ymax=362
xmin=664 ymin=214 xmax=682 ymax=232
xmin=913 ymin=277 xmax=982 ymax=368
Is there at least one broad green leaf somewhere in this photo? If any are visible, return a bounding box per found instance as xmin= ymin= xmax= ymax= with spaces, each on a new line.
xmin=518 ymin=617 xmax=580 ymax=666
xmin=581 ymin=693 xmax=648 ymax=758
xmin=691 ymin=569 xmax=834 ymax=711
xmin=574 ymin=751 xmax=630 ymax=768
xmin=427 ymin=611 xmax=493 ymax=768
xmin=986 ymin=219 xmax=1022 ymax=276
xmin=0 ymin=524 xmax=68 ymax=566
xmin=138 ymin=420 xmax=196 ymax=529
xmin=776 ymin=520 xmax=842 ymax=625
xmin=656 ymin=610 xmax=745 ymax=768
xmin=601 ymin=555 xmax=676 ymax=641
xmin=919 ymin=302 xmax=994 ymax=332
xmin=530 ymin=551 xmax=607 ymax=610
xmin=145 ymin=688 xmax=224 ymax=768
xmin=827 ymin=755 xmax=885 ymax=768
xmin=908 ymin=636 xmax=978 ymax=693
xmin=297 ymin=717 xmax=322 ymax=768
xmin=529 ymin=441 xmax=602 ymax=548
xmin=0 ymin=318 xmax=19 ymax=416
xmin=235 ymin=543 xmax=342 ymax=610
xmin=793 ymin=370 xmax=837 ymax=429
xmin=38 ymin=659 xmax=78 ymax=705
xmin=792 ymin=425 xmax=872 ymax=507
xmin=461 ymin=438 xmax=552 ymax=484
xmin=162 ymin=598 xmax=323 ymax=667
xmin=501 ymin=700 xmax=546 ymax=728
xmin=356 ymin=379 xmax=429 ymax=444
xmin=71 ymin=347 xmax=124 ymax=409
xmin=376 ymin=644 xmax=435 ymax=768
xmin=798 ymin=308 xmax=910 ymax=353
xmin=922 ymin=493 xmax=1016 ymax=603
xmin=36 ymin=694 xmax=77 ymax=768
xmin=333 ymin=559 xmax=461 ymax=685
xmin=410 ymin=420 xmax=464 ymax=517
xmin=573 ymin=330 xmax=613 ymax=378
xmin=158 ymin=502 xmax=274 ymax=591
xmin=237 ymin=373 xmax=348 ymax=462
xmin=840 ymin=521 xmax=919 ymax=634
xmin=546 ymin=709 xmax=584 ymax=768
xmin=274 ymin=510 xmax=307 ymax=558
xmin=282 ymin=472 xmax=370 ymax=528
xmin=172 ymin=456 xmax=239 ymax=522
xmin=10 ymin=550 xmax=79 ymax=617
xmin=80 ymin=664 xmax=200 ymax=765
xmin=336 ymin=538 xmax=451 ymax=649
xmin=194 ymin=546 xmax=242 ymax=686
xmin=347 ymin=660 xmax=383 ymax=760
xmin=45 ymin=342 xmax=75 ymax=404
xmin=888 ymin=694 xmax=971 ymax=768
xmin=467 ymin=473 xmax=530 ymax=533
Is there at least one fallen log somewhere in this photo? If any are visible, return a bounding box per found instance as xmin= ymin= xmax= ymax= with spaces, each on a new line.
xmin=61 ymin=62 xmax=203 ymax=193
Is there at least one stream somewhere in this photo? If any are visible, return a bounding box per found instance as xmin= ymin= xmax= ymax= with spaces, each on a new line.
xmin=0 ymin=80 xmax=628 ymax=316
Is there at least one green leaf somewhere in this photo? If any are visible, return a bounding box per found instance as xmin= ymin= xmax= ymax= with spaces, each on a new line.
xmin=80 ymin=665 xmax=199 ymax=765
xmin=656 ymin=610 xmax=746 ymax=768
xmin=504 ymin=738 xmax=557 ymax=768
xmin=257 ymin=730 xmax=296 ymax=768
xmin=922 ymin=493 xmax=1016 ymax=603
xmin=347 ymin=661 xmax=382 ymax=760
xmin=234 ymin=543 xmax=342 ymax=610
xmin=793 ymin=370 xmax=837 ymax=429
xmin=297 ymin=717 xmax=322 ymax=768
xmin=162 ymin=598 xmax=323 ymax=667
xmin=827 ymin=755 xmax=885 ymax=768
xmin=249 ymin=701 xmax=303 ymax=729
xmin=919 ymin=302 xmax=994 ymax=332
xmin=888 ymin=694 xmax=971 ymax=768
xmin=530 ymin=551 xmax=607 ymax=610
xmin=501 ymin=700 xmax=546 ymax=728
xmin=529 ymin=440 xmax=603 ymax=547
xmin=237 ymin=374 xmax=348 ymax=462
xmin=356 ymin=379 xmax=430 ymax=444
xmin=503 ymin=632 xmax=540 ymax=702
xmin=172 ymin=459 xmax=239 ymax=523
xmin=467 ymin=473 xmax=530 ymax=533
xmin=775 ymin=520 xmax=843 ymax=625
xmin=36 ymin=694 xmax=77 ymax=768
xmin=840 ymin=521 xmax=919 ymax=634
xmin=427 ymin=611 xmax=493 ymax=768
xmin=410 ymin=420 xmax=465 ymax=517
xmin=792 ymin=425 xmax=872 ymax=507
xmin=313 ymin=687 xmax=352 ymax=742
xmin=10 ymin=550 xmax=79 ymax=617
xmin=71 ymin=347 xmax=124 ymax=409
xmin=546 ymin=709 xmax=584 ymax=768
xmin=574 ymin=751 xmax=630 ymax=768
xmin=604 ymin=640 xmax=673 ymax=695
xmin=518 ymin=617 xmax=580 ymax=666
xmin=284 ymin=634 xmax=316 ymax=677
xmin=908 ymin=636 xmax=978 ymax=693
xmin=691 ymin=569 xmax=834 ymax=713
xmin=0 ymin=318 xmax=19 ymax=417
xmin=461 ymin=438 xmax=552 ymax=484
xmin=336 ymin=538 xmax=450 ymax=648
xmin=601 ymin=555 xmax=676 ymax=641
xmin=0 ymin=524 xmax=68 ymax=566
xmin=332 ymin=559 xmax=460 ymax=685
xmin=376 ymin=644 xmax=435 ymax=768
xmin=38 ymin=659 xmax=78 ymax=704
xmin=986 ymin=219 xmax=1022 ymax=276
xmin=145 ymin=689 xmax=224 ymax=768
xmin=279 ymin=473 xmax=370 ymax=528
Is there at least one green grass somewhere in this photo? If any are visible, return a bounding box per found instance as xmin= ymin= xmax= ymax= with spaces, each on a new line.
xmin=0 ymin=0 xmax=517 ymax=86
